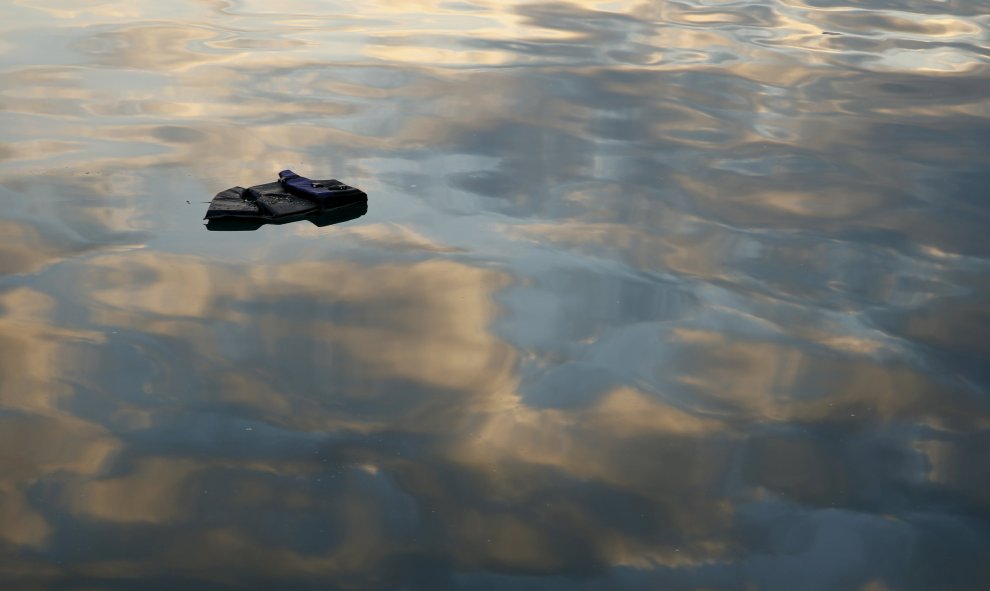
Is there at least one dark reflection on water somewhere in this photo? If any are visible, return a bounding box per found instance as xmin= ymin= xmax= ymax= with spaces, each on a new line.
xmin=1 ymin=0 xmax=989 ymax=589
xmin=205 ymin=202 xmax=369 ymax=231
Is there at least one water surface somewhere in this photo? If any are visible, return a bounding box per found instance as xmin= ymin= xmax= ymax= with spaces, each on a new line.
xmin=1 ymin=1 xmax=989 ymax=589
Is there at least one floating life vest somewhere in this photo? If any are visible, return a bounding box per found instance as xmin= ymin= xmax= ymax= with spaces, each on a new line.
xmin=204 ymin=170 xmax=367 ymax=223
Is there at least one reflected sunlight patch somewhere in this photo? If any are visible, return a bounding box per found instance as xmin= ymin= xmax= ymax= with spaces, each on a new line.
xmin=65 ymin=458 xmax=200 ymax=524
xmin=0 ymin=288 xmax=106 ymax=413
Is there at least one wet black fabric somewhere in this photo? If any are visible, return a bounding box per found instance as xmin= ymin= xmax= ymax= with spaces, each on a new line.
xmin=205 ymin=201 xmax=367 ymax=231
xmin=204 ymin=176 xmax=366 ymax=221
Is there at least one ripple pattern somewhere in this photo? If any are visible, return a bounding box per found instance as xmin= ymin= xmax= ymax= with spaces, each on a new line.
xmin=1 ymin=1 xmax=989 ymax=589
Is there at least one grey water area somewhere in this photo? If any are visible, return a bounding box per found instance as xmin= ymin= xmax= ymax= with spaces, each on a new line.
xmin=1 ymin=1 xmax=989 ymax=590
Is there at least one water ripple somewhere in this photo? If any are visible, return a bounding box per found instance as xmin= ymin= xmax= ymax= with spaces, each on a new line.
xmin=1 ymin=0 xmax=989 ymax=589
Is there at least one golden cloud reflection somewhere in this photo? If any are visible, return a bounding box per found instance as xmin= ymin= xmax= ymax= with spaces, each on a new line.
xmin=65 ymin=458 xmax=200 ymax=524
xmin=0 ymin=485 xmax=51 ymax=549
xmin=2 ymin=202 xmax=984 ymax=584
xmin=85 ymin=253 xmax=516 ymax=400
xmin=1 ymin=0 xmax=989 ymax=586
xmin=0 ymin=288 xmax=105 ymax=413
xmin=667 ymin=327 xmax=986 ymax=429
xmin=0 ymin=245 xmax=741 ymax=577
xmin=0 ymin=221 xmax=72 ymax=277
xmin=74 ymin=25 xmax=233 ymax=72
xmin=0 ymin=411 xmax=119 ymax=548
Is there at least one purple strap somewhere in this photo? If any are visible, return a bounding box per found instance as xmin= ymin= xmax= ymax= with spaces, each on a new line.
xmin=278 ymin=170 xmax=338 ymax=202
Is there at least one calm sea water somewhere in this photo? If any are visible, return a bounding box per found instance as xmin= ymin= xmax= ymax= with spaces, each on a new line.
xmin=1 ymin=1 xmax=989 ymax=589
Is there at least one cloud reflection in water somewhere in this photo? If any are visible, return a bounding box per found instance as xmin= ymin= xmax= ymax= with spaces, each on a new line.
xmin=0 ymin=0 xmax=988 ymax=589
